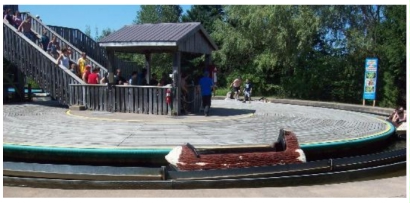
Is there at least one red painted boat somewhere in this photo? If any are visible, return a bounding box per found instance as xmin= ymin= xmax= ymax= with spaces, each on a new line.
xmin=165 ymin=129 xmax=306 ymax=171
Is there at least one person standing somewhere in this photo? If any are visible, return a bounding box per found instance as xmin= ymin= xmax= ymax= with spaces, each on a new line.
xmin=230 ymin=76 xmax=242 ymax=100
xmin=87 ymin=67 xmax=100 ymax=84
xmin=12 ymin=11 xmax=22 ymax=29
xmin=243 ymin=79 xmax=252 ymax=103
xmin=17 ymin=15 xmax=35 ymax=42
xmin=47 ymin=36 xmax=60 ymax=59
xmin=4 ymin=9 xmax=15 ymax=27
xmin=149 ymin=73 xmax=159 ymax=86
xmin=197 ymin=71 xmax=214 ymax=116
xmin=114 ymin=69 xmax=126 ymax=85
xmin=136 ymin=68 xmax=147 ymax=85
xmin=77 ymin=52 xmax=87 ymax=77
xmin=56 ymin=47 xmax=70 ymax=68
xmin=39 ymin=29 xmax=50 ymax=52
xmin=129 ymin=71 xmax=138 ymax=85
xmin=82 ymin=65 xmax=92 ymax=83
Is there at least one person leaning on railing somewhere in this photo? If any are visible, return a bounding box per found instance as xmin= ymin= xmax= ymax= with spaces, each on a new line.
xmin=3 ymin=8 xmax=15 ymax=27
xmin=12 ymin=10 xmax=22 ymax=29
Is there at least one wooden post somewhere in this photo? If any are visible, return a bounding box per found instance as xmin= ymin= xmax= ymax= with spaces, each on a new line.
xmin=106 ymin=49 xmax=115 ymax=73
xmin=28 ymin=84 xmax=32 ymax=102
xmin=145 ymin=53 xmax=151 ymax=85
xmin=17 ymin=69 xmax=25 ymax=102
xmin=172 ymin=51 xmax=181 ymax=115
xmin=362 ymin=99 xmax=365 ymax=106
xmin=205 ymin=54 xmax=211 ymax=72
xmin=373 ymin=100 xmax=376 ymax=107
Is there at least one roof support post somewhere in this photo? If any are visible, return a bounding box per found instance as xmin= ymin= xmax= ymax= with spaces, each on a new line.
xmin=145 ymin=53 xmax=151 ymax=85
xmin=205 ymin=54 xmax=211 ymax=72
xmin=172 ymin=51 xmax=181 ymax=116
xmin=106 ymin=49 xmax=115 ymax=73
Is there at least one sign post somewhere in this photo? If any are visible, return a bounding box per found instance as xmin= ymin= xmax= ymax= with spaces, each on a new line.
xmin=362 ymin=58 xmax=378 ymax=107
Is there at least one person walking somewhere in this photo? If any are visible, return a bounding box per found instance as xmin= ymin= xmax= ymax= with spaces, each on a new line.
xmin=56 ymin=47 xmax=70 ymax=68
xmin=197 ymin=71 xmax=214 ymax=116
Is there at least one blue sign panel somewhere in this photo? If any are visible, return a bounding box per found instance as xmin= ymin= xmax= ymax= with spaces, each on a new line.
xmin=363 ymin=58 xmax=378 ymax=100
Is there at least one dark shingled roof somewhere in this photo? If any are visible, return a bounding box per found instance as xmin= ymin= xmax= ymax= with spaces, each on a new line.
xmin=99 ymin=22 xmax=217 ymax=50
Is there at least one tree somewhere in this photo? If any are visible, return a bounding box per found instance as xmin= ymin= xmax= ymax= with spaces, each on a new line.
xmin=377 ymin=5 xmax=406 ymax=107
xmin=132 ymin=5 xmax=184 ymax=76
xmin=84 ymin=25 xmax=91 ymax=38
xmin=182 ymin=5 xmax=224 ymax=35
xmin=134 ymin=5 xmax=182 ymax=24
xmin=95 ymin=28 xmax=114 ymax=41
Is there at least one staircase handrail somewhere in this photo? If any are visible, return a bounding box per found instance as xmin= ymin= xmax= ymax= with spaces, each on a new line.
xmin=47 ymin=24 xmax=142 ymax=78
xmin=20 ymin=12 xmax=109 ymax=76
xmin=4 ymin=20 xmax=85 ymax=105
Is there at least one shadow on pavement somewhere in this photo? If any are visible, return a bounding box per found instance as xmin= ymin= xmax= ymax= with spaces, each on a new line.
xmin=186 ymin=107 xmax=255 ymax=117
xmin=3 ymin=97 xmax=68 ymax=109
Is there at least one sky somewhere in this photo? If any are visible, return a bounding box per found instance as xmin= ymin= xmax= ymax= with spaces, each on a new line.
xmin=16 ymin=1 xmax=408 ymax=39
xmin=18 ymin=5 xmax=192 ymax=39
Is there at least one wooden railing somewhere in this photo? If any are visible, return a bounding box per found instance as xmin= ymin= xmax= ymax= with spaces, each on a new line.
xmin=3 ymin=21 xmax=85 ymax=105
xmin=69 ymin=85 xmax=203 ymax=115
xmin=48 ymin=25 xmax=142 ymax=78
xmin=20 ymin=12 xmax=109 ymax=77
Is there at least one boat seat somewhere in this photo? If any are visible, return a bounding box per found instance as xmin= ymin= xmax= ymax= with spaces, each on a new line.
xmin=272 ymin=129 xmax=287 ymax=152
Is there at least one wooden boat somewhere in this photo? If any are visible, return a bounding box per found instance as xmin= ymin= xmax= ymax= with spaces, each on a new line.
xmin=165 ymin=129 xmax=306 ymax=171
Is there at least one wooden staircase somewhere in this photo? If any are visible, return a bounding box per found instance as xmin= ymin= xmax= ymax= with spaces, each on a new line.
xmin=3 ymin=21 xmax=85 ymax=105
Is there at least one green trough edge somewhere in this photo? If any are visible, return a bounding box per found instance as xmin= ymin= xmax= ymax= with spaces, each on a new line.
xmin=3 ymin=121 xmax=395 ymax=158
xmin=299 ymin=121 xmax=395 ymax=150
xmin=3 ymin=145 xmax=173 ymax=159
xmin=3 ymin=97 xmax=397 ymax=159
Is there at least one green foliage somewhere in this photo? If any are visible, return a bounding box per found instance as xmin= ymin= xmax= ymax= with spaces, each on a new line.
xmin=134 ymin=5 xmax=182 ymax=24
xmin=26 ymin=77 xmax=40 ymax=89
xmin=84 ymin=25 xmax=91 ymax=38
xmin=95 ymin=28 xmax=114 ymax=41
xmin=125 ymin=5 xmax=405 ymax=108
xmin=182 ymin=5 xmax=224 ymax=35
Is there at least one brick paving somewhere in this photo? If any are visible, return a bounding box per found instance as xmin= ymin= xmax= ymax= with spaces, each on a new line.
xmin=3 ymin=98 xmax=390 ymax=149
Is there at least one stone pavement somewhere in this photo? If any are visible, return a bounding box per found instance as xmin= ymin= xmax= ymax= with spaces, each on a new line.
xmin=2 ymin=98 xmax=406 ymax=198
xmin=3 ymin=98 xmax=390 ymax=149
xmin=3 ymin=176 xmax=407 ymax=197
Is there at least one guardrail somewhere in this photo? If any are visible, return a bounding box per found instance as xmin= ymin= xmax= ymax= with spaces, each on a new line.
xmin=20 ymin=12 xmax=109 ymax=77
xmin=47 ymin=25 xmax=142 ymax=78
xmin=69 ymin=84 xmax=202 ymax=115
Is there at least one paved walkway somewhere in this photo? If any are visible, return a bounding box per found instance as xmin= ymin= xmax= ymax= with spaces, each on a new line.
xmin=2 ymin=98 xmax=405 ymax=198
xmin=3 ymin=176 xmax=406 ymax=197
xmin=3 ymin=98 xmax=390 ymax=149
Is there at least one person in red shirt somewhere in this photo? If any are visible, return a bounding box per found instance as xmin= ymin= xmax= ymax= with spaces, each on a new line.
xmin=87 ymin=67 xmax=100 ymax=84
xmin=82 ymin=65 xmax=92 ymax=83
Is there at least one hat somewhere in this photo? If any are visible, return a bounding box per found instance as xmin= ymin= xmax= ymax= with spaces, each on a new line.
xmin=36 ymin=15 xmax=40 ymax=18
xmin=85 ymin=65 xmax=91 ymax=69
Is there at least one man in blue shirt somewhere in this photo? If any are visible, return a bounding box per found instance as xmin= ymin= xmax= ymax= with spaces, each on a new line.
xmin=197 ymin=71 xmax=214 ymax=116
